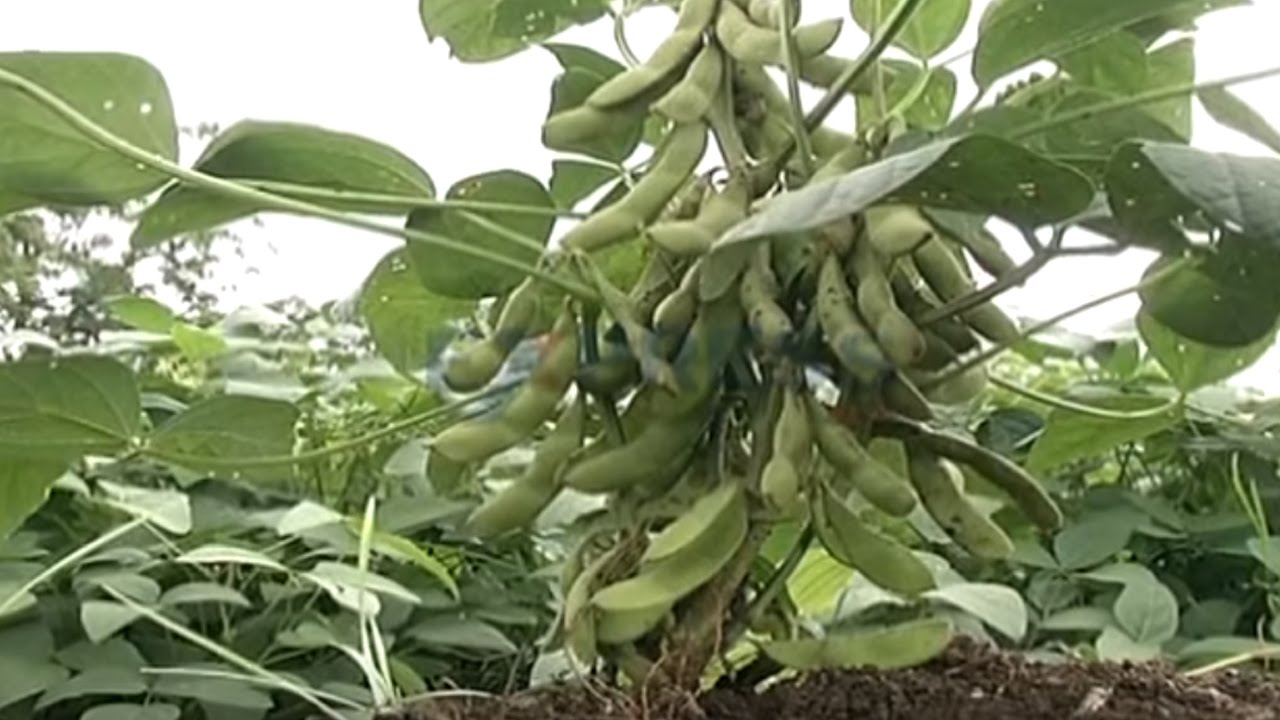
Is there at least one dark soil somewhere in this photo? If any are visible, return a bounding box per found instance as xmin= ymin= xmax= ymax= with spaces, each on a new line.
xmin=384 ymin=638 xmax=1280 ymax=720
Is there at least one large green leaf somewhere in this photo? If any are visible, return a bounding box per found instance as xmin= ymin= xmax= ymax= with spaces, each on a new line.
xmin=1137 ymin=310 xmax=1275 ymax=392
xmin=973 ymin=0 xmax=1195 ymax=88
xmin=407 ymin=614 xmax=517 ymax=654
xmin=81 ymin=704 xmax=182 ymax=720
xmin=718 ymin=135 xmax=1094 ymax=247
xmin=133 ymin=120 xmax=435 ymax=248
xmin=851 ymin=0 xmax=970 ymax=60
xmin=1199 ymin=86 xmax=1280 ymax=155
xmin=0 ymin=654 xmax=66 ymax=712
xmin=1054 ymin=510 xmax=1141 ymax=571
xmin=152 ymin=673 xmax=273 ymax=710
xmin=359 ymin=249 xmax=470 ymax=375
xmin=1140 ymin=143 xmax=1280 ymax=249
xmin=1026 ymin=393 xmax=1181 ymax=474
xmin=0 ymin=356 xmax=141 ymax=460
xmin=1138 ymin=242 xmax=1280 ymax=348
xmin=856 ymin=62 xmax=957 ymax=131
xmin=97 ymin=481 xmax=192 ymax=535
xmin=0 ymin=53 xmax=177 ymax=213
xmin=549 ymin=160 xmax=618 ymax=209
xmin=1102 ymin=143 xmax=1198 ymax=251
xmin=419 ymin=0 xmax=609 ymax=63
xmin=406 ymin=170 xmax=553 ymax=298
xmin=0 ymin=461 xmax=66 ymax=542
xmin=146 ymin=395 xmax=299 ymax=480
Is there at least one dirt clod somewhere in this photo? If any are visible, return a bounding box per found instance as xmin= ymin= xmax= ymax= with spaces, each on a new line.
xmin=385 ymin=638 xmax=1280 ymax=720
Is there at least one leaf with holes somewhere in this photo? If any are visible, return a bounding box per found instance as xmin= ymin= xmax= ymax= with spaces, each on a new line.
xmin=146 ymin=395 xmax=300 ymax=480
xmin=923 ymin=582 xmax=1027 ymax=641
xmin=132 ymin=120 xmax=435 ymax=248
xmin=852 ymin=0 xmax=971 ymax=59
xmin=0 ymin=355 xmax=140 ymax=461
xmin=1113 ymin=574 xmax=1179 ymax=644
xmin=717 ymin=135 xmax=1093 ymax=251
xmin=406 ymin=170 xmax=553 ymax=299
xmin=359 ymin=249 xmax=471 ymax=375
xmin=419 ymin=0 xmax=609 ymax=63
xmin=1138 ymin=310 xmax=1275 ymax=391
xmin=0 ymin=52 xmax=177 ymax=213
xmin=1138 ymin=143 xmax=1280 ymax=249
xmin=973 ymin=0 xmax=1196 ymax=88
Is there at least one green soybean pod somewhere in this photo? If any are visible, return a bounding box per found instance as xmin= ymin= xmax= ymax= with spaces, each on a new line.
xmin=652 ymin=42 xmax=725 ymax=123
xmin=814 ymin=484 xmax=934 ymax=596
xmin=561 ymin=406 xmax=710 ymax=493
xmin=852 ymin=240 xmax=925 ymax=367
xmin=912 ymin=237 xmax=1021 ymax=345
xmin=561 ymin=122 xmax=709 ymax=252
xmin=740 ymin=243 xmax=793 ymax=356
xmin=442 ymin=276 xmax=541 ymax=392
xmin=747 ymin=0 xmax=781 ymax=27
xmin=798 ymin=53 xmax=885 ymax=95
xmin=816 ymin=253 xmax=892 ymax=387
xmin=662 ymin=288 xmax=744 ymax=417
xmin=809 ymin=142 xmax=868 ymax=184
xmin=882 ymin=371 xmax=933 ymax=421
xmin=807 ymin=395 xmax=917 ymax=517
xmin=463 ymin=397 xmax=587 ymax=539
xmin=889 ymin=265 xmax=980 ymax=355
xmin=716 ymin=1 xmax=843 ymax=65
xmin=911 ymin=362 xmax=988 ymax=406
xmin=432 ymin=306 xmax=580 ymax=465
xmin=652 ymin=259 xmax=703 ymax=352
xmin=646 ymin=174 xmax=749 ymax=258
xmin=587 ymin=0 xmax=720 ymax=108
xmin=543 ymin=103 xmax=626 ymax=151
xmin=864 ymin=205 xmax=935 ymax=257
xmin=905 ymin=444 xmax=1014 ymax=560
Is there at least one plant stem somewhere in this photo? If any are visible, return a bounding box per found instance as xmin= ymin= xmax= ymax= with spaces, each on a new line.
xmin=234 ymin=180 xmax=587 ymax=218
xmin=1009 ymin=64 xmax=1280 ymax=141
xmin=142 ymin=380 xmax=518 ymax=469
xmin=920 ymin=257 xmax=1195 ymax=390
xmin=990 ymin=375 xmax=1181 ymax=421
xmin=920 ymin=236 xmax=1061 ymax=326
xmin=0 ymin=517 xmax=146 ymax=616
xmin=726 ymin=522 xmax=813 ymax=648
xmin=779 ymin=0 xmax=816 ymax=175
xmin=0 ymin=68 xmax=596 ymax=301
xmin=611 ymin=1 xmax=642 ymax=67
xmin=804 ymin=0 xmax=926 ymax=132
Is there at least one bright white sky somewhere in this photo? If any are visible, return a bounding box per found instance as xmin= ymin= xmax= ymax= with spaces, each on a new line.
xmin=2 ymin=0 xmax=1279 ymax=388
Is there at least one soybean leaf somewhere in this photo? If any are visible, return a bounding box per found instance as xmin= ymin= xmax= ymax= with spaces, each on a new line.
xmin=359 ymin=249 xmax=470 ymax=375
xmin=407 ymin=614 xmax=517 ymax=654
xmin=1177 ymin=637 xmax=1280 ymax=663
xmin=0 ymin=355 xmax=141 ymax=460
xmin=170 ymin=323 xmax=228 ymax=361
xmin=176 ymin=544 xmax=286 ymax=572
xmin=81 ymin=704 xmax=182 ymax=720
xmin=787 ymin=550 xmax=854 ymax=619
xmin=1138 ymin=243 xmax=1280 ymax=348
xmin=76 ymin=571 xmax=162 ymax=604
xmin=1138 ymin=310 xmax=1275 ymax=391
xmin=1139 ymin=143 xmax=1280 ymax=248
xmin=277 ymin=501 xmax=344 ymax=537
xmin=1180 ymin=600 xmax=1244 ymax=640
xmin=350 ymin=524 xmax=459 ymax=599
xmin=406 ymin=170 xmax=553 ymax=299
xmin=1247 ymin=537 xmax=1280 ymax=577
xmin=80 ymin=601 xmax=144 ymax=643
xmin=1102 ymin=143 xmax=1198 ymax=251
xmin=133 ymin=120 xmax=435 ymax=248
xmin=1053 ymin=510 xmax=1141 ymax=571
xmin=1026 ymin=394 xmax=1182 ymax=474
xmin=973 ymin=0 xmax=1193 ymax=88
xmin=160 ymin=582 xmax=252 ymax=609
xmin=1057 ymin=32 xmax=1148 ymax=94
xmin=1143 ymin=38 xmax=1195 ymax=141
xmin=719 ymin=135 xmax=1093 ymax=249
xmin=303 ymin=562 xmax=421 ymax=606
xmin=104 ymin=296 xmax=176 ymax=333
xmin=1127 ymin=0 xmax=1247 ymax=45
xmin=0 ymin=655 xmax=67 ymax=711
xmin=1113 ymin=575 xmax=1179 ymax=644
xmin=0 ymin=461 xmax=67 ymax=542
xmin=35 ymin=667 xmax=145 ymax=710
xmin=146 ymin=395 xmax=300 ymax=479
xmin=97 ymin=481 xmax=191 ymax=535
xmin=152 ymin=674 xmax=273 ymax=710
xmin=419 ymin=0 xmax=609 ymax=63
xmin=1095 ymin=624 xmax=1162 ymax=661
xmin=851 ymin=0 xmax=970 ymax=60
xmin=549 ymin=160 xmax=618 ymax=209
xmin=55 ymin=639 xmax=145 ymax=672
xmin=1041 ymin=606 xmax=1114 ymax=631
xmin=857 ymin=62 xmax=957 ymax=131
xmin=923 ymin=582 xmax=1027 ymax=641
xmin=0 ymin=52 xmax=177 ymax=213
xmin=1199 ymin=86 xmax=1280 ymax=155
